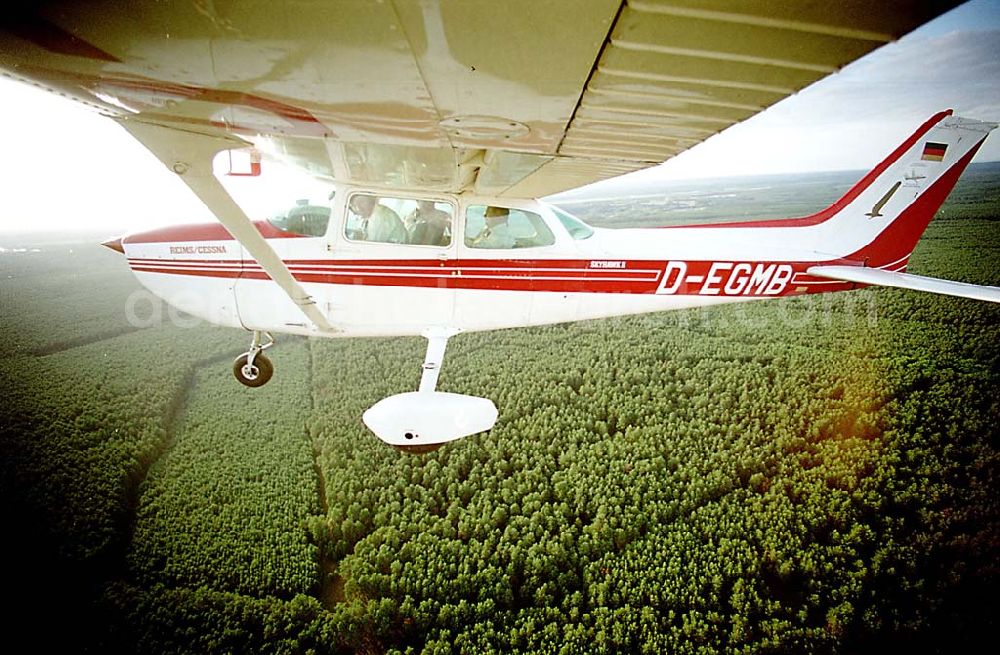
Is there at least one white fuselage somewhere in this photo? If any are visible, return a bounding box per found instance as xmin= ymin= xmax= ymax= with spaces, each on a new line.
xmin=122 ymin=193 xmax=856 ymax=339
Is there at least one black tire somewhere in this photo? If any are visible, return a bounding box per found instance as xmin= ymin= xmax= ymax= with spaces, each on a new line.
xmin=233 ymin=352 xmax=273 ymax=388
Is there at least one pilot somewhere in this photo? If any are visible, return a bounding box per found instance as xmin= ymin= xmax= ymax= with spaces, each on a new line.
xmin=472 ymin=206 xmax=516 ymax=249
xmin=349 ymin=194 xmax=407 ymax=244
xmin=405 ymin=199 xmax=451 ymax=246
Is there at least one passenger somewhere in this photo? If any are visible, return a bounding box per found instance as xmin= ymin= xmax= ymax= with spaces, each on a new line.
xmin=349 ymin=194 xmax=407 ymax=244
xmin=405 ymin=199 xmax=451 ymax=246
xmin=472 ymin=206 xmax=516 ymax=249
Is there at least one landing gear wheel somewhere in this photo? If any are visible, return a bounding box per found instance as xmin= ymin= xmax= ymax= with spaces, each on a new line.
xmin=233 ymin=352 xmax=273 ymax=387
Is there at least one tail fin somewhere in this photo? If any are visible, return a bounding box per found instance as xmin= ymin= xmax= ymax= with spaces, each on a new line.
xmin=676 ymin=112 xmax=995 ymax=270
xmin=813 ymin=111 xmax=996 ymax=268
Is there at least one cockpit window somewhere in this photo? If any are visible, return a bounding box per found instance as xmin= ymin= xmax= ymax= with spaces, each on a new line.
xmin=465 ymin=205 xmax=556 ymax=249
xmin=345 ymin=194 xmax=453 ymax=246
xmin=551 ymin=205 xmax=595 ymax=240
xmin=267 ymin=200 xmax=331 ymax=237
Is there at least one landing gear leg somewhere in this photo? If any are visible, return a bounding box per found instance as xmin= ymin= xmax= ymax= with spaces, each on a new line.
xmin=418 ymin=328 xmax=457 ymax=393
xmin=233 ymin=330 xmax=274 ymax=387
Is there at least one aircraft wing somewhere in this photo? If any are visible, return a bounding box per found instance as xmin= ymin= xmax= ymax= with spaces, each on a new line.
xmin=0 ymin=1 xmax=961 ymax=198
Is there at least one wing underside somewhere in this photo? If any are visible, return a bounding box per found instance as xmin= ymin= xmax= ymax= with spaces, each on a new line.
xmin=0 ymin=1 xmax=959 ymax=197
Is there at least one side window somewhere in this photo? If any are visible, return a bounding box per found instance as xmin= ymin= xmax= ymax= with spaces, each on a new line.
xmin=465 ymin=205 xmax=555 ymax=249
xmin=403 ymin=199 xmax=453 ymax=246
xmin=267 ymin=200 xmax=331 ymax=237
xmin=346 ymin=194 xmax=453 ymax=246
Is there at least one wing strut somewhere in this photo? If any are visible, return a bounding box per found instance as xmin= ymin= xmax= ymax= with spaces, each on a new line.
xmin=117 ymin=119 xmax=335 ymax=333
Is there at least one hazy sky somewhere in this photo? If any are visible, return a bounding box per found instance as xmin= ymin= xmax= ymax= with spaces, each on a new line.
xmin=0 ymin=0 xmax=998 ymax=233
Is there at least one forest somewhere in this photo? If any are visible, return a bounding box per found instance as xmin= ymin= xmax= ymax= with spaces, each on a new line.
xmin=1 ymin=163 xmax=998 ymax=654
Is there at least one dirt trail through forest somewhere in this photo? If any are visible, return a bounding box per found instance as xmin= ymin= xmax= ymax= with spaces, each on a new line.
xmin=32 ymin=325 xmax=148 ymax=356
xmin=306 ymin=339 xmax=345 ymax=609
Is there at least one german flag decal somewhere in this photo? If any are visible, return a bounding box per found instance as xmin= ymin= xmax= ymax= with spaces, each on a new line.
xmin=921 ymin=141 xmax=948 ymax=161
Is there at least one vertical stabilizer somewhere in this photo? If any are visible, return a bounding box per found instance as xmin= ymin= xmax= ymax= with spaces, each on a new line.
xmin=814 ymin=113 xmax=996 ymax=268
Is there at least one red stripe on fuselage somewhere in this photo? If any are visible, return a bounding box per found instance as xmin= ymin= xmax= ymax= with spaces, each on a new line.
xmin=131 ymin=265 xmax=244 ymax=279
xmin=128 ymin=257 xmax=853 ymax=296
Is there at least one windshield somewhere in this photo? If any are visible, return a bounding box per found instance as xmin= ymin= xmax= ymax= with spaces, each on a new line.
xmin=550 ymin=205 xmax=595 ymax=240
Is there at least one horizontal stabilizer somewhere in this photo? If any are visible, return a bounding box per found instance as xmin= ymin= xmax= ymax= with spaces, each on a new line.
xmin=807 ymin=265 xmax=1000 ymax=303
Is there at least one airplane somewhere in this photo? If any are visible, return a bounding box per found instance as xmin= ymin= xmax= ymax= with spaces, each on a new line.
xmin=2 ymin=1 xmax=997 ymax=453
